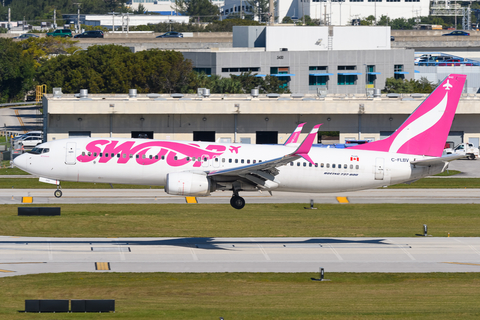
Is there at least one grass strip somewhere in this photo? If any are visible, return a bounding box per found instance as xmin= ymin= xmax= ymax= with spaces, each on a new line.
xmin=1 ymin=203 xmax=479 ymax=238
xmin=0 ymin=272 xmax=479 ymax=319
xmin=386 ymin=178 xmax=480 ymax=188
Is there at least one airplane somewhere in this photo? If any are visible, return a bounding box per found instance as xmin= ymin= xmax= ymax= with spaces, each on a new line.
xmin=13 ymin=74 xmax=466 ymax=209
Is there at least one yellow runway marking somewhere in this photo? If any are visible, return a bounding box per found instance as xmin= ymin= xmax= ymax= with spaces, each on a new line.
xmin=0 ymin=269 xmax=14 ymax=273
xmin=22 ymin=197 xmax=33 ymax=203
xmin=95 ymin=262 xmax=111 ymax=270
xmin=443 ymin=262 xmax=480 ymax=266
xmin=336 ymin=196 xmax=349 ymax=203
xmin=185 ymin=197 xmax=198 ymax=204
xmin=14 ymin=109 xmax=27 ymax=133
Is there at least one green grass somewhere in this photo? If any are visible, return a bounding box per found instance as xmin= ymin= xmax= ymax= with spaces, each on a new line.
xmin=1 ymin=203 xmax=480 ymax=237
xmin=387 ymin=178 xmax=480 ymax=188
xmin=0 ymin=272 xmax=479 ymax=319
xmin=434 ymin=169 xmax=461 ymax=176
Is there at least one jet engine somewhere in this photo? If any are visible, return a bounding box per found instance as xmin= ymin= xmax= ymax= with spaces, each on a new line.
xmin=165 ymin=172 xmax=212 ymax=196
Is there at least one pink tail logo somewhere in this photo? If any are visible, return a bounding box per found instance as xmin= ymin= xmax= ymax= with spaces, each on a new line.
xmin=350 ymin=74 xmax=466 ymax=157
xmin=284 ymin=123 xmax=305 ymax=145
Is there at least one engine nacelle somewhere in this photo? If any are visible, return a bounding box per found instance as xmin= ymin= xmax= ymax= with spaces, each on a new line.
xmin=165 ymin=172 xmax=211 ymax=196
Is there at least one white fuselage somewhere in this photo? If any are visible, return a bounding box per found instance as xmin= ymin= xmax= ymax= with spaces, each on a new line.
xmin=16 ymin=138 xmax=443 ymax=194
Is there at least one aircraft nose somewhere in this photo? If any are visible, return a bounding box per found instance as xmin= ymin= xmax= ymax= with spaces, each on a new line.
xmin=13 ymin=153 xmax=27 ymax=170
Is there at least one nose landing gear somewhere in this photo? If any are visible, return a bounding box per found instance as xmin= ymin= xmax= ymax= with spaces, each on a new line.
xmin=54 ymin=186 xmax=62 ymax=198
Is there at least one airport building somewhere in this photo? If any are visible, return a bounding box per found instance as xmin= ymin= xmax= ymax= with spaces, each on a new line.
xmin=221 ymin=0 xmax=430 ymax=25
xmin=42 ymin=90 xmax=480 ymax=148
xmin=182 ymin=26 xmax=414 ymax=95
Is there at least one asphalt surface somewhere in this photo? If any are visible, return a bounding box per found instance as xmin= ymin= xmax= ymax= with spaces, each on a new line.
xmin=0 ymin=236 xmax=479 ymax=277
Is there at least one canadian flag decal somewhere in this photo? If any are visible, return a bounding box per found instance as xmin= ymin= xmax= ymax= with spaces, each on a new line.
xmin=350 ymin=156 xmax=360 ymax=161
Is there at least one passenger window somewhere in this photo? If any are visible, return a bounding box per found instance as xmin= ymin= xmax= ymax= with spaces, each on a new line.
xmin=315 ymin=163 xmax=318 ymax=167
xmin=309 ymin=163 xmax=312 ymax=167
xmin=332 ymin=164 xmax=336 ymax=168
xmin=100 ymin=153 xmax=103 ymax=157
xmin=241 ymin=159 xmax=244 ymax=164
xmin=174 ymin=156 xmax=178 ymax=160
xmin=235 ymin=159 xmax=238 ymax=163
xmin=253 ymin=160 xmax=256 ymax=163
xmin=136 ymin=155 xmax=139 ymax=159
xmin=82 ymin=152 xmax=85 ymax=156
xmin=303 ymin=163 xmax=306 ymax=167
xmin=105 ymin=153 xmax=109 ymax=158
xmin=350 ymin=164 xmax=353 ymax=169
xmin=356 ymin=165 xmax=359 ymax=169
xmin=338 ymin=164 xmax=341 ymax=168
xmin=215 ymin=158 xmax=219 ymax=162
xmin=122 ymin=154 xmax=126 ymax=158
xmin=297 ymin=162 xmax=300 ymax=166
xmin=326 ymin=163 xmax=330 ymax=168
xmin=186 ymin=157 xmax=190 ymax=161
xmin=149 ymin=155 xmax=152 ymax=159
xmin=129 ymin=154 xmax=133 ymax=158
xmin=111 ymin=153 xmax=114 ymax=158
xmin=321 ymin=163 xmax=324 ymax=168
xmin=290 ymin=162 xmax=294 ymax=166
xmin=94 ymin=152 xmax=97 ymax=157
xmin=155 ymin=155 xmax=158 ymax=160
xmin=229 ymin=159 xmax=232 ymax=163
xmin=222 ymin=158 xmax=225 ymax=163
xmin=143 ymin=155 xmax=146 ymax=159
xmin=247 ymin=160 xmax=250 ymax=164
xmin=204 ymin=157 xmax=207 ymax=162
xmin=161 ymin=155 xmax=165 ymax=160
xmin=344 ymin=164 xmax=347 ymax=169
xmin=117 ymin=154 xmax=120 ymax=158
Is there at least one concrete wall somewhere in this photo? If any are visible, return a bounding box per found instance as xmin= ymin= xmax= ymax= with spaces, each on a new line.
xmin=233 ymin=26 xmax=266 ymax=48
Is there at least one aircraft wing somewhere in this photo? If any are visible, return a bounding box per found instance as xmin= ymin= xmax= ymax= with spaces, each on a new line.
xmin=208 ymin=124 xmax=321 ymax=188
xmin=411 ymin=154 xmax=465 ymax=166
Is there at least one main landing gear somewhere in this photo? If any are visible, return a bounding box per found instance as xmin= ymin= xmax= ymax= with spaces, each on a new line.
xmin=230 ymin=189 xmax=245 ymax=210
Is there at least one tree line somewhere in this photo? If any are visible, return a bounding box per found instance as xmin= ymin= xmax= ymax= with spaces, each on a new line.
xmin=0 ymin=38 xmax=289 ymax=103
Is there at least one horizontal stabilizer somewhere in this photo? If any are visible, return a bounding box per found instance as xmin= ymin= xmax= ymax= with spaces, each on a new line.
xmin=411 ymin=154 xmax=465 ymax=166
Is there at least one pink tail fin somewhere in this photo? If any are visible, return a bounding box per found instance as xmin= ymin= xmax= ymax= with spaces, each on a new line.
xmin=284 ymin=122 xmax=306 ymax=145
xmin=349 ymin=74 xmax=466 ymax=157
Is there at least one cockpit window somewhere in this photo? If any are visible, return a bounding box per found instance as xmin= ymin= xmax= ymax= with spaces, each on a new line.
xmin=28 ymin=147 xmax=49 ymax=155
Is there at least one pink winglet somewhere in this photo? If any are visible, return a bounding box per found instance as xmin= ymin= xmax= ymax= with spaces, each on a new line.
xmin=284 ymin=123 xmax=306 ymax=145
xmin=295 ymin=124 xmax=322 ymax=155
xmin=349 ymin=74 xmax=466 ymax=157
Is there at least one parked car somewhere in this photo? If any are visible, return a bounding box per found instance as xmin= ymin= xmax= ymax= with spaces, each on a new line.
xmin=418 ymin=55 xmax=453 ymax=66
xmin=13 ymin=33 xmax=39 ymax=40
xmin=13 ymin=131 xmax=43 ymax=141
xmin=74 ymin=30 xmax=104 ymax=38
xmin=156 ymin=31 xmax=183 ymax=38
xmin=17 ymin=136 xmax=43 ymax=148
xmin=46 ymin=29 xmax=73 ymax=38
xmin=442 ymin=30 xmax=470 ymax=36
xmin=390 ymin=36 xmax=395 ymax=41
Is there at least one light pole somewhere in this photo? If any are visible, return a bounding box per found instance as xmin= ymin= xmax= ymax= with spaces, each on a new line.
xmin=109 ymin=12 xmax=118 ymax=32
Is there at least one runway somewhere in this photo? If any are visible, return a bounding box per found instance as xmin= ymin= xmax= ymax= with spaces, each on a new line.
xmin=0 ymin=236 xmax=479 ymax=277
xmin=1 ymin=188 xmax=480 ymax=204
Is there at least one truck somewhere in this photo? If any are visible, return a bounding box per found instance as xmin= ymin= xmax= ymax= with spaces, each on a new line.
xmin=444 ymin=142 xmax=479 ymax=160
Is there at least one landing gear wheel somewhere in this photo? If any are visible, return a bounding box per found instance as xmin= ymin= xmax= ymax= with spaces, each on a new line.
xmin=54 ymin=189 xmax=63 ymax=198
xmin=230 ymin=196 xmax=245 ymax=210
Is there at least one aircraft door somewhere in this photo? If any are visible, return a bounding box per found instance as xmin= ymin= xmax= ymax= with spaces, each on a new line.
xmin=65 ymin=142 xmax=77 ymax=165
xmin=375 ymin=158 xmax=384 ymax=180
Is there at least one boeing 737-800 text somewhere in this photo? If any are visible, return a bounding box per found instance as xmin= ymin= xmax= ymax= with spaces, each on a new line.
xmin=14 ymin=74 xmax=466 ymax=209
